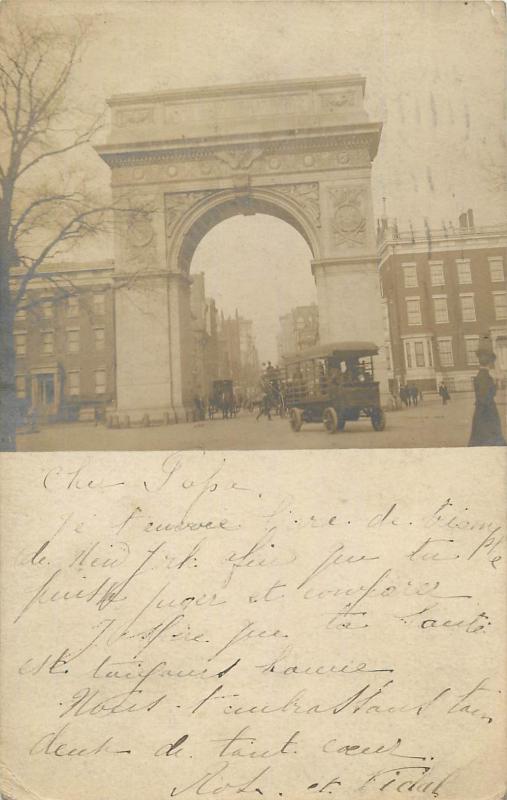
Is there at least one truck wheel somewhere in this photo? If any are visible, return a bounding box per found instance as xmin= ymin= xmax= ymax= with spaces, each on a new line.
xmin=289 ymin=408 xmax=303 ymax=432
xmin=323 ymin=407 xmax=338 ymax=433
xmin=371 ymin=408 xmax=386 ymax=431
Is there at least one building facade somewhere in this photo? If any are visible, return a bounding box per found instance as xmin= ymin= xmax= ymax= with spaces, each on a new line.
xmin=277 ymin=304 xmax=319 ymax=360
xmin=13 ymin=261 xmax=116 ymax=423
xmin=189 ymin=272 xmax=220 ymax=401
xmin=217 ymin=311 xmax=260 ymax=399
xmin=378 ymin=212 xmax=507 ymax=392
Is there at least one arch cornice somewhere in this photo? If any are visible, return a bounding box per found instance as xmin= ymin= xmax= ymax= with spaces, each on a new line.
xmin=97 ymin=126 xmax=382 ymax=169
xmin=166 ymin=184 xmax=322 ymax=272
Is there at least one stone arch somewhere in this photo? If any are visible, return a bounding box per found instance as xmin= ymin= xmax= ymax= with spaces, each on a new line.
xmin=97 ymin=75 xmax=388 ymax=425
xmin=167 ymin=186 xmax=321 ymax=275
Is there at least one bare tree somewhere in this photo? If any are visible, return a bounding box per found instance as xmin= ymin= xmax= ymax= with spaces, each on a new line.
xmin=0 ymin=11 xmax=145 ymax=450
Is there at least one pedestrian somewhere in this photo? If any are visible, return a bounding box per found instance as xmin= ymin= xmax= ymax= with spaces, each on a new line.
xmin=409 ymin=385 xmax=418 ymax=407
xmin=468 ymin=346 xmax=506 ymax=447
xmin=438 ymin=382 xmax=450 ymax=405
xmin=399 ymin=386 xmax=408 ymax=407
xmin=256 ymin=394 xmax=272 ymax=421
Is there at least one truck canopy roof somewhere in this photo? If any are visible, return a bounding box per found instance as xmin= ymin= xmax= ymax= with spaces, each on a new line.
xmin=282 ymin=341 xmax=379 ymax=363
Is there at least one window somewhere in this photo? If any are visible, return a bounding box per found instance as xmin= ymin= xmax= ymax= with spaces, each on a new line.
xmin=67 ymin=329 xmax=80 ymax=354
xmin=427 ymin=340 xmax=433 ymax=367
xmin=68 ymin=371 xmax=80 ymax=397
xmin=42 ymin=331 xmax=54 ymax=355
xmin=42 ymin=300 xmax=53 ymax=319
xmin=489 ymin=257 xmax=504 ymax=283
xmin=94 ymin=327 xmax=105 ymax=351
xmin=437 ymin=338 xmax=454 ymax=367
xmin=493 ymin=292 xmax=507 ymax=319
xmin=16 ymin=308 xmax=27 ymax=322
xmin=433 ymin=296 xmax=449 ymax=324
xmin=403 ymin=264 xmax=418 ymax=288
xmin=14 ymin=333 xmax=26 ymax=357
xmin=404 ymin=341 xmax=412 ymax=369
xmin=465 ymin=337 xmax=480 ymax=366
xmin=456 ymin=259 xmax=472 ymax=284
xmin=430 ymin=261 xmax=445 ymax=286
xmin=95 ymin=369 xmax=106 ymax=395
xmin=460 ymin=294 xmax=476 ymax=322
xmin=414 ymin=341 xmax=425 ymax=367
xmin=406 ymin=298 xmax=422 ymax=325
xmin=93 ymin=293 xmax=106 ymax=315
xmin=67 ymin=296 xmax=79 ymax=317
xmin=15 ymin=375 xmax=26 ymax=399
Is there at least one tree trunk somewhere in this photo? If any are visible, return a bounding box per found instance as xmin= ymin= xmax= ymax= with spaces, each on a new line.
xmin=0 ymin=272 xmax=17 ymax=451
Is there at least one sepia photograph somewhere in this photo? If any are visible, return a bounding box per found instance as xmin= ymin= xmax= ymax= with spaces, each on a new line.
xmin=1 ymin=6 xmax=506 ymax=800
xmin=0 ymin=0 xmax=506 ymax=451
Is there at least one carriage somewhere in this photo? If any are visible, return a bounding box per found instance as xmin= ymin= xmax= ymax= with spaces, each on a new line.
xmin=281 ymin=341 xmax=386 ymax=433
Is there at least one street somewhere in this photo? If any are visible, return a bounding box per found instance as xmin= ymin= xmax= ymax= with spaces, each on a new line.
xmin=16 ymin=392 xmax=507 ymax=451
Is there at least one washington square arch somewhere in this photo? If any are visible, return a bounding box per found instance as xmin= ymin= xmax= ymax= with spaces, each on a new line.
xmin=96 ymin=75 xmax=388 ymax=426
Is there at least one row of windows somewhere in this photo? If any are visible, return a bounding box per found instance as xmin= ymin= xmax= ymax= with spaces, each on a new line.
xmin=402 ymin=257 xmax=505 ymax=289
xmin=14 ymin=328 xmax=106 ymax=357
xmin=403 ymin=336 xmax=486 ymax=370
xmin=15 ymin=293 xmax=106 ymax=322
xmin=15 ymin=370 xmax=107 ymax=399
xmin=406 ymin=291 xmax=507 ymax=326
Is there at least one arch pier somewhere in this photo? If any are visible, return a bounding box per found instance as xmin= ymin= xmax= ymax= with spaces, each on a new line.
xmin=96 ymin=75 xmax=387 ymax=425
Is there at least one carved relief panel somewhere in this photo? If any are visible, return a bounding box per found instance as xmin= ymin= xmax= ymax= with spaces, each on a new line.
xmin=328 ymin=186 xmax=368 ymax=249
xmin=115 ymin=192 xmax=160 ymax=272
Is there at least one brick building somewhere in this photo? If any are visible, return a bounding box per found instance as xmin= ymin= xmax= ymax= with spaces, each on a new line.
xmin=13 ymin=261 xmax=116 ymax=422
xmin=378 ymin=212 xmax=507 ymax=393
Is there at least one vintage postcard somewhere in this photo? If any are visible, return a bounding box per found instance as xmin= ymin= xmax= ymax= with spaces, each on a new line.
xmin=0 ymin=0 xmax=506 ymax=452
xmin=0 ymin=3 xmax=506 ymax=800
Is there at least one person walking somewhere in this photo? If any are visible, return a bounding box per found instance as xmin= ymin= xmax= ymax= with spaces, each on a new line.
xmin=468 ymin=345 xmax=506 ymax=447
xmin=438 ymin=382 xmax=450 ymax=405
xmin=409 ymin=385 xmax=418 ymax=407
xmin=256 ymin=394 xmax=272 ymax=421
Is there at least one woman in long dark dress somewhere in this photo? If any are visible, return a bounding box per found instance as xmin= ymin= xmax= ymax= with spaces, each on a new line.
xmin=468 ymin=349 xmax=506 ymax=447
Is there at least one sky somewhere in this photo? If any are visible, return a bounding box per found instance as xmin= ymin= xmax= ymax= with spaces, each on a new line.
xmin=9 ymin=0 xmax=506 ymax=361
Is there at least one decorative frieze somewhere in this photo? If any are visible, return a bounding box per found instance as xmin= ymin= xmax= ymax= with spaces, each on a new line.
xmin=319 ymin=91 xmax=356 ymax=111
xmin=107 ymin=135 xmax=373 ymax=179
xmin=214 ymin=147 xmax=264 ymax=171
xmin=111 ymin=146 xmax=370 ymax=189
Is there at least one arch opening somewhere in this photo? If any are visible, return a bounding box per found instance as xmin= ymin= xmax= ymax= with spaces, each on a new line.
xmin=175 ymin=191 xmax=319 ymax=275
xmin=191 ymin=213 xmax=316 ymax=360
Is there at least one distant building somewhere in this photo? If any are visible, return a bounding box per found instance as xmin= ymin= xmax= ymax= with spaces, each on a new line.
xmin=190 ymin=272 xmax=220 ymax=399
xmin=277 ymin=304 xmax=319 ymax=360
xmin=218 ymin=310 xmax=260 ymax=398
xmin=378 ymin=211 xmax=507 ymax=392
